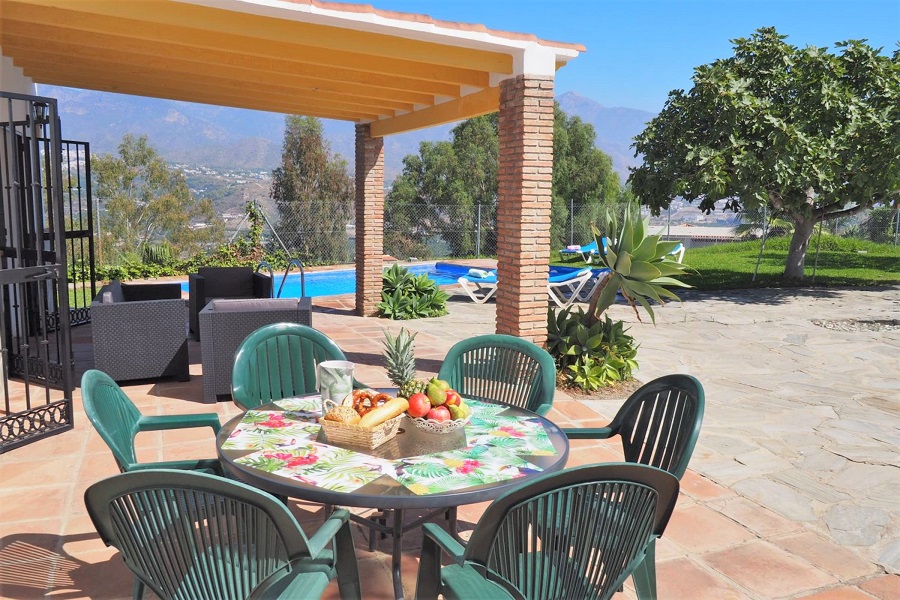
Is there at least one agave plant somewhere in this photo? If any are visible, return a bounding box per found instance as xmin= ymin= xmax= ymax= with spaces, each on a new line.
xmin=587 ymin=209 xmax=692 ymax=324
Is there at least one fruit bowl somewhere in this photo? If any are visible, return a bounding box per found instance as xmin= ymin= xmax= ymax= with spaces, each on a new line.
xmin=405 ymin=413 xmax=471 ymax=434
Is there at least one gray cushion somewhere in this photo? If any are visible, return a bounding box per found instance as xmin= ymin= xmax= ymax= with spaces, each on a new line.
xmin=208 ymin=298 xmax=301 ymax=312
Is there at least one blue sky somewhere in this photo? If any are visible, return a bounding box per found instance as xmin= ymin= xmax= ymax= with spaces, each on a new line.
xmin=356 ymin=0 xmax=899 ymax=112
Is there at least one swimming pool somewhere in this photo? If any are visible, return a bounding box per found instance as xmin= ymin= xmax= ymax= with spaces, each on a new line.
xmin=179 ymin=263 xmax=471 ymax=298
xmin=180 ymin=262 xmax=596 ymax=298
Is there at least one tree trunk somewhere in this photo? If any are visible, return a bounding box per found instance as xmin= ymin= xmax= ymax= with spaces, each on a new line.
xmin=784 ymin=217 xmax=817 ymax=279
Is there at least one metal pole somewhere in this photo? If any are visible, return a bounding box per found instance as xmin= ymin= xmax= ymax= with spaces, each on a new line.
xmin=752 ymin=204 xmax=768 ymax=282
xmin=475 ymin=203 xmax=482 ymax=258
xmin=894 ymin=206 xmax=899 ymax=245
xmin=812 ymin=220 xmax=823 ymax=283
xmin=667 ymin=204 xmax=672 ymax=239
xmin=569 ymin=198 xmax=574 ymax=245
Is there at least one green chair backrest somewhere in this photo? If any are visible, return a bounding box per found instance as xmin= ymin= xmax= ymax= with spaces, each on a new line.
xmin=81 ymin=369 xmax=145 ymax=471
xmin=84 ymin=469 xmax=317 ymax=600
xmin=464 ymin=463 xmax=679 ymax=600
xmin=609 ymin=374 xmax=705 ymax=479
xmin=437 ymin=334 xmax=556 ymax=416
xmin=232 ymin=323 xmax=348 ymax=410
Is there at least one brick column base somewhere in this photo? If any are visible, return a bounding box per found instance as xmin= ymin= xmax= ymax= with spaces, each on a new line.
xmin=355 ymin=124 xmax=384 ymax=317
xmin=496 ymin=74 xmax=555 ymax=343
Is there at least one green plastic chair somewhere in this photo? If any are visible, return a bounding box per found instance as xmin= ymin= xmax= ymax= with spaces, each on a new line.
xmin=437 ymin=334 xmax=557 ymax=416
xmin=81 ymin=369 xmax=223 ymax=474
xmin=231 ymin=323 xmax=360 ymax=411
xmin=85 ymin=469 xmax=361 ymax=600
xmin=563 ymin=374 xmax=705 ymax=598
xmin=414 ymin=463 xmax=679 ymax=600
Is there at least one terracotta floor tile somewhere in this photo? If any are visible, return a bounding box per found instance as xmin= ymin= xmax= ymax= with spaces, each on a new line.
xmin=2 ymin=430 xmax=88 ymax=463
xmin=859 ymin=574 xmax=900 ymax=599
xmin=797 ymin=587 xmax=876 ymax=599
xmin=76 ymin=452 xmax=119 ymax=485
xmin=704 ymin=540 xmax=837 ymax=598
xmin=565 ymin=445 xmax=624 ymax=467
xmin=715 ymin=496 xmax=802 ymax=537
xmin=0 ymin=485 xmax=71 ymax=524
xmin=0 ymin=518 xmax=63 ymax=549
xmin=680 ymin=469 xmax=734 ymax=501
xmin=553 ymin=399 xmax=602 ymax=421
xmin=656 ymin=557 xmax=748 ymax=599
xmin=665 ymin=504 xmax=756 ymax=553
xmin=652 ymin=535 xmax=688 ymax=562
xmin=774 ymin=531 xmax=879 ymax=580
xmin=0 ymin=455 xmax=81 ymax=489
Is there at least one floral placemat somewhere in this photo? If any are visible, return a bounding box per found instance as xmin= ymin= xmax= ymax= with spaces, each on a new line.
xmin=464 ymin=399 xmax=508 ymax=416
xmin=465 ymin=414 xmax=557 ymax=456
xmin=393 ymin=445 xmax=540 ymax=495
xmin=234 ymin=442 xmax=395 ymax=493
xmin=274 ymin=395 xmax=323 ymax=416
xmin=221 ymin=410 xmax=319 ymax=450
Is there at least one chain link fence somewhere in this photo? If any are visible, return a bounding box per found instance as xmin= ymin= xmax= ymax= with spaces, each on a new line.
xmin=226 ymin=200 xmax=897 ymax=266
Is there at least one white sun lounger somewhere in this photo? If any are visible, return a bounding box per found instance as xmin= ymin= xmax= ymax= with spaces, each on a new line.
xmin=456 ymin=271 xmax=499 ymax=304
xmin=547 ymin=268 xmax=593 ymax=308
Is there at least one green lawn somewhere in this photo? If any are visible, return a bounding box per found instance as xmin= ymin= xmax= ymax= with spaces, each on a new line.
xmin=552 ymin=236 xmax=900 ymax=290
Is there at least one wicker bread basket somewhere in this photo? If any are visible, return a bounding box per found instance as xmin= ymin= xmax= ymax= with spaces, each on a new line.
xmin=319 ymin=395 xmax=402 ymax=450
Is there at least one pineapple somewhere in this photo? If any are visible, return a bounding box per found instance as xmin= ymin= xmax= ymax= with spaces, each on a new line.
xmin=382 ymin=327 xmax=424 ymax=398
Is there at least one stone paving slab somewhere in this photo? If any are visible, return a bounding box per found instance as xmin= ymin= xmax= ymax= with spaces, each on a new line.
xmin=605 ymin=285 xmax=900 ymax=574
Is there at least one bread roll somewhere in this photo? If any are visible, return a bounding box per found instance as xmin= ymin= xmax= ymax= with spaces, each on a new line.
xmin=323 ymin=406 xmax=361 ymax=425
xmin=358 ymin=397 xmax=409 ymax=429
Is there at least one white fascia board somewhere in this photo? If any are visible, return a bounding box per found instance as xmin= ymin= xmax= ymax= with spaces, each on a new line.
xmin=180 ymin=0 xmax=580 ymax=71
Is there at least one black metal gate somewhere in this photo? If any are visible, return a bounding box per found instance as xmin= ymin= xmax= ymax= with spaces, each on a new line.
xmin=0 ymin=91 xmax=74 ymax=452
xmin=61 ymin=140 xmax=95 ymax=325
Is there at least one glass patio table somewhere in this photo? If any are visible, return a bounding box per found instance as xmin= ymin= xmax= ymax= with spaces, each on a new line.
xmin=216 ymin=395 xmax=569 ymax=600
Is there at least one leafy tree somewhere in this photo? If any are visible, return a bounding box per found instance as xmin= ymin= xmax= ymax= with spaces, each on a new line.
xmin=271 ymin=116 xmax=353 ymax=264
xmin=92 ymin=134 xmax=222 ymax=264
xmin=630 ymin=28 xmax=900 ymax=279
xmin=387 ymin=106 xmax=624 ymax=257
xmin=387 ymin=115 xmax=497 ymax=257
xmin=552 ymin=104 xmax=623 ymax=249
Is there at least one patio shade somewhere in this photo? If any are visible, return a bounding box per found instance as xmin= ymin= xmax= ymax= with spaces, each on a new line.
xmin=0 ymin=0 xmax=583 ymax=135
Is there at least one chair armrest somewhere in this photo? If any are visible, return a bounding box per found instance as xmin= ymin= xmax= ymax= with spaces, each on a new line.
xmin=137 ymin=413 xmax=222 ymax=434
xmin=561 ymin=427 xmax=614 ymax=440
xmin=305 ymin=508 xmax=351 ymax=558
xmin=125 ymin=459 xmax=223 ymax=474
xmin=422 ymin=522 xmax=466 ymax=565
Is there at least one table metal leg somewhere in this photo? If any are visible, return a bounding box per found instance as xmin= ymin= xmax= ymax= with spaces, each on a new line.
xmin=391 ymin=508 xmax=404 ymax=600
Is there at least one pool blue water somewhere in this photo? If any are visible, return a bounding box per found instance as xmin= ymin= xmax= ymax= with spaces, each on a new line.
xmin=180 ymin=262 xmax=596 ymax=298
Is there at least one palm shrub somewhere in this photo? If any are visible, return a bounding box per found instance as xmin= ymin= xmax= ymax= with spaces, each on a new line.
xmin=377 ymin=264 xmax=449 ymax=320
xmin=547 ymin=207 xmax=692 ymax=391
xmin=547 ymin=308 xmax=638 ymax=391
xmin=588 ymin=209 xmax=691 ymax=324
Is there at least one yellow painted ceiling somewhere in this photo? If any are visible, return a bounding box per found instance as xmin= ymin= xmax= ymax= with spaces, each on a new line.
xmin=0 ymin=0 xmax=583 ymax=136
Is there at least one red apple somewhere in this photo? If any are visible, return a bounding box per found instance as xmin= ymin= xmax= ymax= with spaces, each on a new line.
xmin=426 ymin=406 xmax=451 ymax=422
xmin=407 ymin=393 xmax=431 ymax=418
xmin=444 ymin=389 xmax=461 ymax=407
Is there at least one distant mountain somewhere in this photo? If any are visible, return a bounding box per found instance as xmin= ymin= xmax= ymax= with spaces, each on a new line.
xmin=557 ymin=91 xmax=654 ymax=178
xmin=39 ymin=85 xmax=653 ymax=183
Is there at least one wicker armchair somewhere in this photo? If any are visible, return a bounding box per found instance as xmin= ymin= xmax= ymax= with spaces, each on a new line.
xmin=91 ymin=281 xmax=189 ymax=382
xmin=188 ymin=267 xmax=273 ymax=341
xmin=199 ymin=298 xmax=312 ymax=403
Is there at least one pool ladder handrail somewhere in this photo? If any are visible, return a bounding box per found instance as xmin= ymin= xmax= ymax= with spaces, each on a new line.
xmin=276 ymin=258 xmax=306 ymax=298
xmin=255 ymin=261 xmax=276 ymax=297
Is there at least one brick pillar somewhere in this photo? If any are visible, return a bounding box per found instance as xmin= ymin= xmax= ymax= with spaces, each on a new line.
xmin=355 ymin=123 xmax=384 ymax=316
xmin=496 ymin=74 xmax=554 ymax=343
